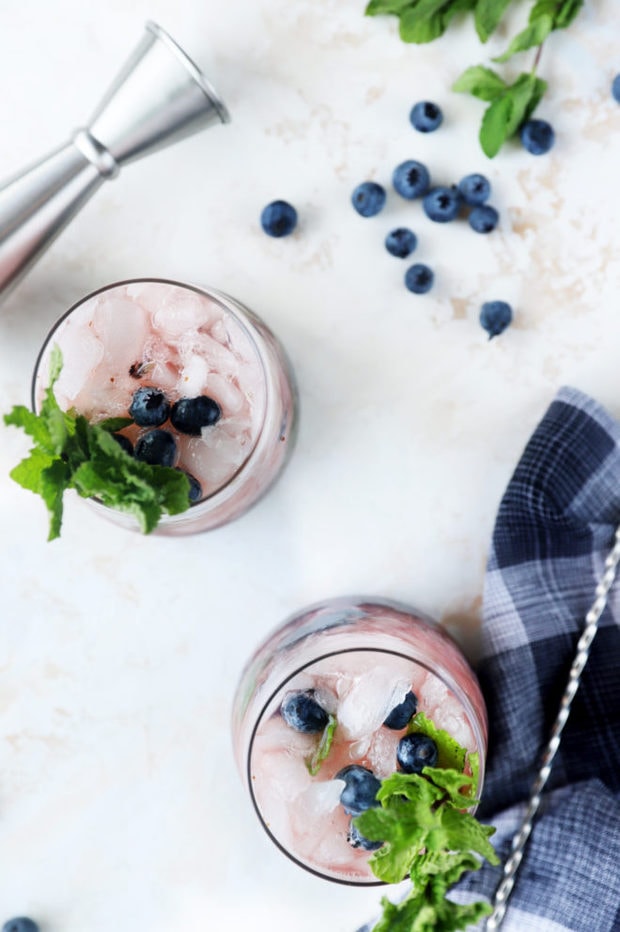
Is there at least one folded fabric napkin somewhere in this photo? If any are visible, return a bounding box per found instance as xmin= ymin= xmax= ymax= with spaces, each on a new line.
xmin=361 ymin=386 xmax=620 ymax=932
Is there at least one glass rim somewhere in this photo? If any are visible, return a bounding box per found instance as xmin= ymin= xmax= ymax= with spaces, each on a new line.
xmin=30 ymin=277 xmax=274 ymax=512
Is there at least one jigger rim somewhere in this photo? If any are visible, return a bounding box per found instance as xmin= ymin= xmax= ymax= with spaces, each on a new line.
xmin=146 ymin=20 xmax=231 ymax=125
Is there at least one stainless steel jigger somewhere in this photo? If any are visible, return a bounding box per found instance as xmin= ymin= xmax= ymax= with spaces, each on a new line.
xmin=0 ymin=21 xmax=230 ymax=302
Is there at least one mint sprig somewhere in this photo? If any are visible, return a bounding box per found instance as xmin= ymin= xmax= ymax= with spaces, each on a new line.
xmin=365 ymin=0 xmax=584 ymax=156
xmin=355 ymin=727 xmax=498 ymax=931
xmin=3 ymin=345 xmax=191 ymax=539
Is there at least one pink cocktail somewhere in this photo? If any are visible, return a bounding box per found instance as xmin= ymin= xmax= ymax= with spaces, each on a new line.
xmin=32 ymin=279 xmax=296 ymax=534
xmin=232 ymin=597 xmax=487 ymax=884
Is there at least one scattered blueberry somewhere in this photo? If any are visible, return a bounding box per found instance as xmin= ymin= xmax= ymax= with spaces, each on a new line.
xmin=336 ymin=765 xmax=381 ymax=815
xmin=480 ymin=300 xmax=513 ymax=339
xmin=260 ymin=200 xmax=298 ymax=237
xmin=170 ymin=396 xmax=221 ymax=435
xmin=177 ymin=469 xmax=203 ymax=503
xmin=129 ymin=387 xmax=170 ymax=427
xmin=422 ymin=186 xmax=463 ymax=223
xmin=410 ymin=100 xmax=443 ymax=133
xmin=351 ymin=181 xmax=387 ymax=218
xmin=468 ymin=204 xmax=499 ymax=234
xmin=385 ymin=227 xmax=417 ymax=259
xmin=281 ymin=691 xmax=329 ymax=734
xmin=383 ymin=691 xmax=418 ymax=729
xmin=347 ymin=820 xmax=383 ymax=851
xmin=458 ymin=173 xmax=491 ymax=206
xmin=405 ymin=263 xmax=434 ymax=295
xmin=2 ymin=921 xmax=40 ymax=932
xmin=112 ymin=432 xmax=134 ymax=456
xmin=519 ymin=119 xmax=555 ymax=155
xmin=134 ymin=429 xmax=177 ymax=467
xmin=396 ymin=733 xmax=439 ymax=774
xmin=392 ymin=160 xmax=431 ymax=200
xmin=613 ymin=73 xmax=620 ymax=103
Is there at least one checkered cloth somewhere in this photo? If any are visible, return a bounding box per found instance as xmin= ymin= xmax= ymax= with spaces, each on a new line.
xmin=361 ymin=386 xmax=620 ymax=932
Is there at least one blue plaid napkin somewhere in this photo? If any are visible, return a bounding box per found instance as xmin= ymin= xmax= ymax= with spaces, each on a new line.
xmin=363 ymin=386 xmax=620 ymax=932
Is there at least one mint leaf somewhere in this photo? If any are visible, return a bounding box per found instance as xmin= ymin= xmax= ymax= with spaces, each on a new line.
xmin=365 ymin=0 xmax=416 ymax=14
xmin=307 ymin=713 xmax=338 ymax=776
xmin=4 ymin=347 xmax=192 ymax=538
xmin=97 ymin=416 xmax=134 ymax=432
xmin=440 ymin=805 xmax=499 ymax=865
xmin=479 ymin=72 xmax=547 ymax=157
xmin=554 ymin=0 xmax=584 ymax=28
xmin=526 ymin=0 xmax=583 ymax=29
xmin=493 ymin=13 xmax=554 ymax=62
xmin=399 ymin=4 xmax=449 ymax=44
xmin=407 ymin=710 xmax=466 ymax=773
xmin=474 ymin=0 xmax=513 ymax=41
xmin=40 ymin=459 xmax=72 ymax=541
xmin=4 ymin=405 xmax=54 ymax=452
xmin=421 ymin=765 xmax=477 ymax=807
xmin=373 ymin=888 xmax=493 ymax=932
xmin=452 ymin=64 xmax=507 ymax=101
xmin=356 ymin=785 xmax=438 ymax=882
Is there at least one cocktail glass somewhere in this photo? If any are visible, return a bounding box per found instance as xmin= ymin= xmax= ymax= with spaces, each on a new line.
xmin=32 ymin=278 xmax=297 ymax=534
xmin=232 ymin=596 xmax=487 ymax=884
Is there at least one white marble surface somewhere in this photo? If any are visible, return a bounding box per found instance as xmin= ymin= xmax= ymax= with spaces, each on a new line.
xmin=1 ymin=2 xmax=619 ymax=930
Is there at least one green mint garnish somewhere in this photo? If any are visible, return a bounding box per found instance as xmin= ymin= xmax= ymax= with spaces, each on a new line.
xmin=406 ymin=710 xmax=467 ymax=773
xmin=306 ymin=713 xmax=338 ymax=776
xmin=3 ymin=345 xmax=191 ymax=540
xmin=365 ymin=0 xmax=584 ymax=156
xmin=355 ymin=729 xmax=498 ymax=931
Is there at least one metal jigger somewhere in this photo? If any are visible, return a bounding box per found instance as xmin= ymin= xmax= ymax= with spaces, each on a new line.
xmin=0 ymin=21 xmax=230 ymax=301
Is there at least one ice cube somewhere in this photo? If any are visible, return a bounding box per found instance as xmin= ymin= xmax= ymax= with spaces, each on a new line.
xmin=296 ymin=778 xmax=345 ymax=820
xmin=92 ymin=294 xmax=150 ymax=371
xmin=177 ymin=354 xmax=209 ymax=398
xmin=152 ymin=285 xmax=216 ymax=338
xmin=337 ymin=668 xmax=411 ymax=743
xmin=205 ymin=372 xmax=245 ymax=415
xmin=420 ymin=675 xmax=448 ymax=710
xmin=432 ymin=695 xmax=475 ymax=752
xmin=366 ymin=728 xmax=402 ymax=779
xmin=52 ymin=319 xmax=104 ymax=405
xmin=185 ymin=331 xmax=240 ymax=381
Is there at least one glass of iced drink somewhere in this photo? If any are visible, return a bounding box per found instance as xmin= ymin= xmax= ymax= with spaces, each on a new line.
xmin=232 ymin=597 xmax=487 ymax=884
xmin=32 ymin=279 xmax=296 ymax=534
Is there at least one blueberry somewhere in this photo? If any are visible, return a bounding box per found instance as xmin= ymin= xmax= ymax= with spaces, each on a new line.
xmin=480 ymin=300 xmax=513 ymax=339
xmin=134 ymin=429 xmax=177 ymax=467
xmin=170 ymin=396 xmax=221 ymax=435
xmin=405 ymin=263 xmax=434 ymax=295
xmin=351 ymin=181 xmax=386 ymax=218
xmin=2 ymin=920 xmax=40 ymax=932
xmin=383 ymin=691 xmax=418 ymax=729
xmin=260 ymin=200 xmax=298 ymax=237
xmin=613 ymin=74 xmax=620 ymax=103
xmin=336 ymin=765 xmax=381 ymax=815
xmin=177 ymin=469 xmax=203 ymax=503
xmin=281 ymin=691 xmax=329 ymax=734
xmin=520 ymin=119 xmax=555 ymax=155
xmin=410 ymin=100 xmax=443 ymax=133
xmin=423 ymin=186 xmax=463 ymax=223
xmin=385 ymin=227 xmax=417 ymax=259
xmin=129 ymin=387 xmax=170 ymax=427
xmin=347 ymin=820 xmax=383 ymax=851
xmin=468 ymin=204 xmax=499 ymax=234
xmin=397 ymin=733 xmax=438 ymax=774
xmin=112 ymin=432 xmax=134 ymax=456
xmin=392 ymin=160 xmax=430 ymax=200
xmin=458 ymin=173 xmax=491 ymax=206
